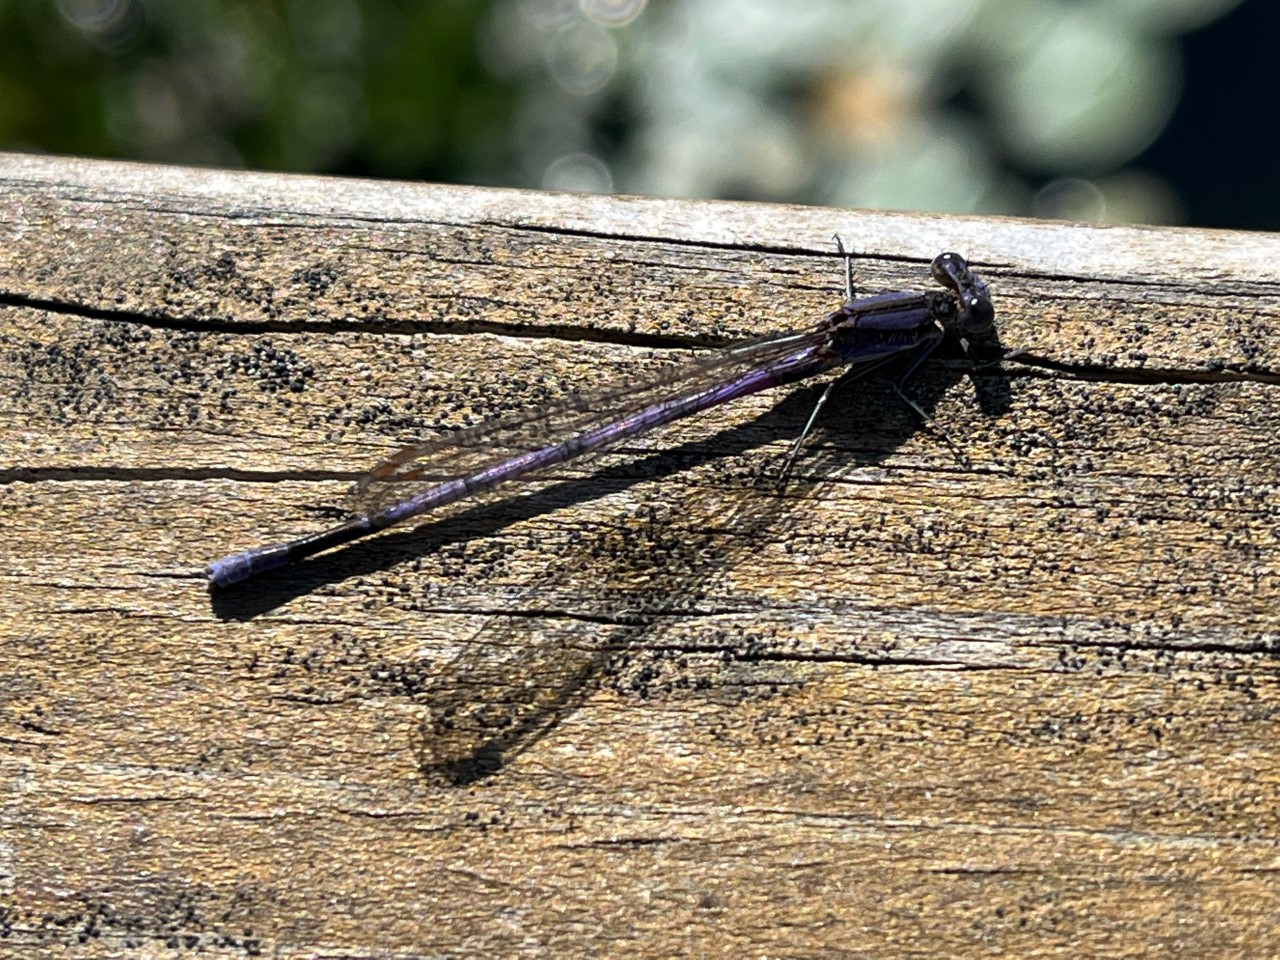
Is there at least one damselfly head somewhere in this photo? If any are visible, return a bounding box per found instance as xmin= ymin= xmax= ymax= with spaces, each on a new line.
xmin=930 ymin=252 xmax=994 ymax=335
xmin=930 ymin=252 xmax=969 ymax=292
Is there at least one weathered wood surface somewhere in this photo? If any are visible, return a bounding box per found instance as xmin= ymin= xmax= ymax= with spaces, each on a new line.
xmin=1 ymin=152 xmax=1278 ymax=958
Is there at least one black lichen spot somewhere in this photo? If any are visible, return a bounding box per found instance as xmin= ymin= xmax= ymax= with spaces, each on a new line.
xmin=167 ymin=252 xmax=238 ymax=289
xmin=10 ymin=336 xmax=118 ymax=424
xmin=209 ymin=252 xmax=238 ymax=280
xmin=293 ymin=264 xmax=338 ymax=295
xmin=225 ymin=341 xmax=315 ymax=395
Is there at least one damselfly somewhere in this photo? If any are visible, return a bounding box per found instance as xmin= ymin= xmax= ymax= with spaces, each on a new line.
xmin=207 ymin=247 xmax=996 ymax=588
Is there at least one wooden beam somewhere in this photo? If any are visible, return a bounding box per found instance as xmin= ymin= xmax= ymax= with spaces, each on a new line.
xmin=2 ymin=153 xmax=1278 ymax=957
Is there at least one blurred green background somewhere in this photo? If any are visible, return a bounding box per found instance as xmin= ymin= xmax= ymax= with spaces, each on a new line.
xmin=2 ymin=0 xmax=1273 ymax=228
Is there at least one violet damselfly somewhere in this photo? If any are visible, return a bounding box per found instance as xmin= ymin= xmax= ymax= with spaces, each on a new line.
xmin=206 ymin=250 xmax=996 ymax=588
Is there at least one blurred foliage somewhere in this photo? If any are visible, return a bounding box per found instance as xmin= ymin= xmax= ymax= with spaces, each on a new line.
xmin=0 ymin=0 xmax=517 ymax=182
xmin=0 ymin=0 xmax=1261 ymax=226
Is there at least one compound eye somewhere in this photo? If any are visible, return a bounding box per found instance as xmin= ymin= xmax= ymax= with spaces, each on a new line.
xmin=930 ymin=252 xmax=967 ymax=293
xmin=960 ymin=294 xmax=994 ymax=334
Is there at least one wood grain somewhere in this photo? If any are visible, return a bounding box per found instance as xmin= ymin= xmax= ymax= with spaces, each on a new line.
xmin=1 ymin=153 xmax=1278 ymax=958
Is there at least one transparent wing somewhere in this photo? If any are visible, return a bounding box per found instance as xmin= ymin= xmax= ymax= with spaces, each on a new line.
xmin=351 ymin=322 xmax=838 ymax=518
